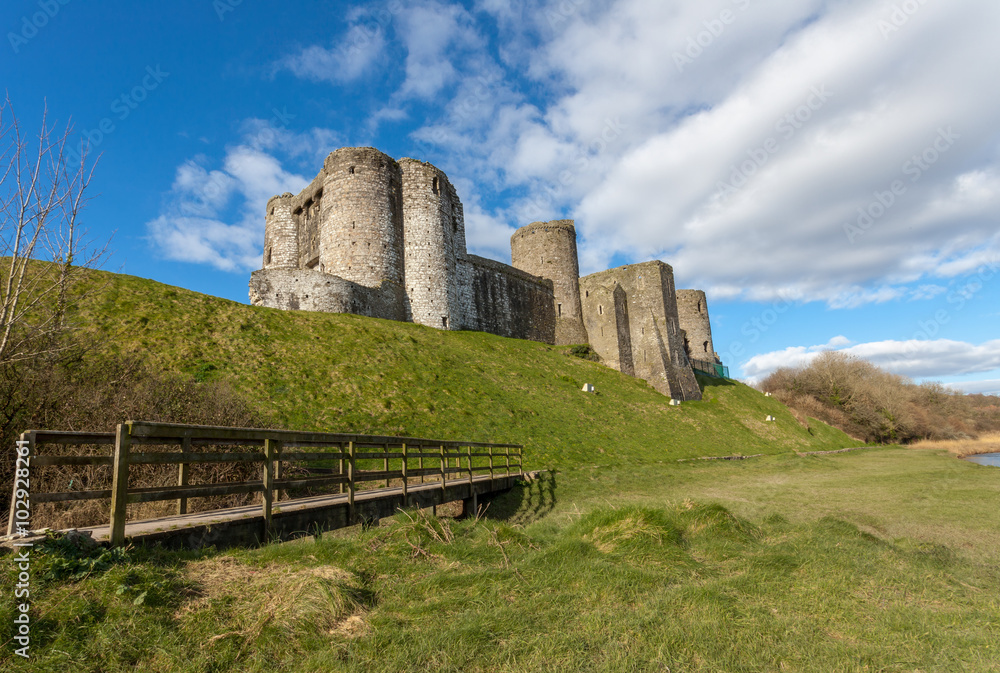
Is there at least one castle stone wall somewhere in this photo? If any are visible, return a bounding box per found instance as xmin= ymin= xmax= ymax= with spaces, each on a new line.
xmin=291 ymin=173 xmax=325 ymax=269
xmin=677 ymin=289 xmax=719 ymax=363
xmin=249 ymin=268 xmax=405 ymax=321
xmin=579 ymin=281 xmax=634 ymax=376
xmin=400 ymin=158 xmax=465 ymax=330
xmin=263 ymin=194 xmax=297 ymax=269
xmin=510 ymin=220 xmax=588 ymax=345
xmin=319 ymin=147 xmax=405 ymax=287
xmin=252 ymin=145 xmax=721 ymax=401
xmin=458 ymin=255 xmax=556 ymax=343
xmin=580 ymin=262 xmax=701 ymax=401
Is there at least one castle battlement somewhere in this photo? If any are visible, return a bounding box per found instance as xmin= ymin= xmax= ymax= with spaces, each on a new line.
xmin=250 ymin=147 xmax=720 ymax=401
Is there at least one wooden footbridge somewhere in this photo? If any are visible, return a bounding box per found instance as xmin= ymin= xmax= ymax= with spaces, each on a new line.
xmin=7 ymin=422 xmax=526 ymax=549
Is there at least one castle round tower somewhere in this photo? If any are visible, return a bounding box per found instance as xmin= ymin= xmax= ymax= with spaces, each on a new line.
xmin=399 ymin=158 xmax=466 ymax=330
xmin=510 ymin=220 xmax=587 ymax=345
xmin=262 ymin=193 xmax=297 ymax=269
xmin=318 ymin=147 xmax=405 ymax=287
xmin=676 ymin=289 xmax=719 ymax=363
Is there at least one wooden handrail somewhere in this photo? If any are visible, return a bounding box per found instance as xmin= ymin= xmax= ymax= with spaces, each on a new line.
xmin=8 ymin=421 xmax=525 ymax=543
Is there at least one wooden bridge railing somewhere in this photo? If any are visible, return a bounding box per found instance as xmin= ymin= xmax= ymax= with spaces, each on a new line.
xmin=8 ymin=421 xmax=524 ymax=545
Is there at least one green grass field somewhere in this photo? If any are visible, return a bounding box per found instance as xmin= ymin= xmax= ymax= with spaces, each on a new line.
xmin=72 ymin=269 xmax=856 ymax=463
xmin=3 ymin=269 xmax=998 ymax=672
xmin=4 ymin=448 xmax=999 ymax=672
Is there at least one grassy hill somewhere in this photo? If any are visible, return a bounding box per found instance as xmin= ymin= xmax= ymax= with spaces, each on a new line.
xmin=17 ymin=269 xmax=1000 ymax=672
xmin=72 ymin=268 xmax=856 ymax=467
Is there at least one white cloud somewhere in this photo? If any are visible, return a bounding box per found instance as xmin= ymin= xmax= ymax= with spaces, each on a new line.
xmin=223 ymin=147 xmax=306 ymax=211
xmin=741 ymin=345 xmax=821 ymax=383
xmin=844 ymin=339 xmax=1000 ymax=379
xmin=909 ymin=285 xmax=948 ymax=301
xmin=169 ymin=161 xmax=238 ymax=217
xmin=567 ymin=1 xmax=1000 ymax=301
xmin=146 ymin=125 xmax=314 ymax=272
xmin=404 ymin=0 xmax=1000 ymax=305
xmin=254 ymin=0 xmax=1000 ymax=309
xmin=146 ymin=215 xmax=261 ymax=273
xmin=237 ymin=117 xmax=343 ymax=162
xmin=946 ymin=379 xmax=1000 ymax=396
xmin=741 ymin=337 xmax=1000 ymax=384
xmin=279 ymin=14 xmax=388 ymax=83
xmin=396 ymin=1 xmax=479 ymax=99
xmin=823 ymin=335 xmax=852 ymax=349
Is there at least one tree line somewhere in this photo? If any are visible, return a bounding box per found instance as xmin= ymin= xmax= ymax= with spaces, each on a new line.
xmin=759 ymin=351 xmax=1000 ymax=444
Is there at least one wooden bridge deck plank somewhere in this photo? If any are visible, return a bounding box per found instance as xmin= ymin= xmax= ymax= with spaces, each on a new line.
xmin=67 ymin=471 xmax=533 ymax=544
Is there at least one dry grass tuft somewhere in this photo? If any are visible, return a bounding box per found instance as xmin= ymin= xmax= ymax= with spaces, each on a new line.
xmin=586 ymin=513 xmax=668 ymax=553
xmin=177 ymin=555 xmax=369 ymax=646
xmin=911 ymin=432 xmax=1000 ymax=458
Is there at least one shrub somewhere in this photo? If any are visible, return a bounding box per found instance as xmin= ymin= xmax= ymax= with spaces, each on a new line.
xmin=760 ymin=352 xmax=1000 ymax=444
xmin=0 ymin=343 xmax=273 ymax=527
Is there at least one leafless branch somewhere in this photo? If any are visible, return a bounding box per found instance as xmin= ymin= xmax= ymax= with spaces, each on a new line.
xmin=0 ymin=94 xmax=112 ymax=365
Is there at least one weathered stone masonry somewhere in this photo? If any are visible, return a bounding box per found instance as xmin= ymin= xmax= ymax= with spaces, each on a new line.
xmin=580 ymin=262 xmax=701 ymax=401
xmin=250 ymin=147 xmax=721 ymax=401
xmin=676 ymin=289 xmax=720 ymax=364
xmin=511 ymin=220 xmax=588 ymax=346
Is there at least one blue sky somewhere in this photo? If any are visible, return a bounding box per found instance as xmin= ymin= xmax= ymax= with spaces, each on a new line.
xmin=3 ymin=0 xmax=999 ymax=393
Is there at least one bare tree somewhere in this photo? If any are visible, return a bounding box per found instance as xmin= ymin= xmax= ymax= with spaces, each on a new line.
xmin=0 ymin=94 xmax=110 ymax=365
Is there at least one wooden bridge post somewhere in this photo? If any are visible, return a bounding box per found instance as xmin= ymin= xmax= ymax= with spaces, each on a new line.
xmin=418 ymin=444 xmax=424 ymax=484
xmin=338 ymin=442 xmax=345 ymax=494
xmin=177 ymin=436 xmax=191 ymax=515
xmin=401 ymin=443 xmax=408 ymax=508
xmin=263 ymin=439 xmax=278 ymax=538
xmin=439 ymin=445 xmax=446 ymax=493
xmin=275 ymin=441 xmax=283 ymax=502
xmin=488 ymin=446 xmax=494 ymax=481
xmin=109 ymin=423 xmax=132 ymax=546
xmin=467 ymin=445 xmax=477 ymax=515
xmin=348 ymin=441 xmax=356 ymax=524
xmin=384 ymin=443 xmax=390 ymax=489
xmin=505 ymin=447 xmax=511 ymax=477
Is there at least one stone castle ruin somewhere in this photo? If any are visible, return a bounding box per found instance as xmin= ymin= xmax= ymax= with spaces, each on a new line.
xmin=249 ymin=147 xmax=722 ymax=401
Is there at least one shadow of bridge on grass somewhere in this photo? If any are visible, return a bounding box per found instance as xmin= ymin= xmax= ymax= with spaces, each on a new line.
xmin=481 ymin=469 xmax=557 ymax=526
